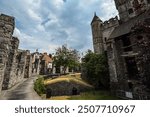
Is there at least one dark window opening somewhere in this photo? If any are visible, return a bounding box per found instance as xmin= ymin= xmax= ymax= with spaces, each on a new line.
xmin=72 ymin=87 xmax=78 ymax=95
xmin=128 ymin=8 xmax=134 ymax=14
xmin=0 ymin=58 xmax=2 ymax=63
xmin=104 ymin=37 xmax=107 ymax=42
xmin=128 ymin=82 xmax=133 ymax=90
xmin=147 ymin=0 xmax=150 ymax=4
xmin=122 ymin=37 xmax=132 ymax=52
xmin=137 ymin=35 xmax=143 ymax=40
xmin=125 ymin=57 xmax=139 ymax=80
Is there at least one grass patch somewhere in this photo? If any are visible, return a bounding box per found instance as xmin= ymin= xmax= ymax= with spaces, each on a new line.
xmin=34 ymin=76 xmax=46 ymax=96
xmin=50 ymin=96 xmax=71 ymax=100
xmin=44 ymin=73 xmax=93 ymax=88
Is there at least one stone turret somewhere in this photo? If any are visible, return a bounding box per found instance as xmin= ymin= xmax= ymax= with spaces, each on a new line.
xmin=91 ymin=13 xmax=104 ymax=54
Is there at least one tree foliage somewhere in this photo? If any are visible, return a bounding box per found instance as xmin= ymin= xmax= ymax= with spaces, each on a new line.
xmin=81 ymin=51 xmax=110 ymax=89
xmin=53 ymin=45 xmax=80 ymax=73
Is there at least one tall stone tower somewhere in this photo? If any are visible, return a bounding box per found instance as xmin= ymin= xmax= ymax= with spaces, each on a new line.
xmin=114 ymin=0 xmax=150 ymax=22
xmin=91 ymin=13 xmax=104 ymax=54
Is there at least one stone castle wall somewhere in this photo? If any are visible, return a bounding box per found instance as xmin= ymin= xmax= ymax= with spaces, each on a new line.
xmin=91 ymin=0 xmax=150 ymax=99
xmin=0 ymin=14 xmax=15 ymax=92
xmin=24 ymin=50 xmax=32 ymax=78
xmin=2 ymin=37 xmax=19 ymax=90
xmin=103 ymin=16 xmax=119 ymax=30
xmin=0 ymin=14 xmax=40 ymax=94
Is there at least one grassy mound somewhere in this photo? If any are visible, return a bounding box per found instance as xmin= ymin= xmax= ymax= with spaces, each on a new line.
xmin=44 ymin=73 xmax=93 ymax=88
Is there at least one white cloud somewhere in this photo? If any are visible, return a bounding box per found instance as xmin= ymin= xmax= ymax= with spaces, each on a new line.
xmin=52 ymin=0 xmax=64 ymax=9
xmin=27 ymin=9 xmax=42 ymax=22
xmin=13 ymin=27 xmax=21 ymax=38
xmin=100 ymin=0 xmax=118 ymax=20
xmin=0 ymin=0 xmax=118 ymax=53
xmin=36 ymin=24 xmax=45 ymax=32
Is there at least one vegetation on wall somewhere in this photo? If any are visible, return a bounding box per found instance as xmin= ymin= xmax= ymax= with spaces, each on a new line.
xmin=81 ymin=50 xmax=110 ymax=89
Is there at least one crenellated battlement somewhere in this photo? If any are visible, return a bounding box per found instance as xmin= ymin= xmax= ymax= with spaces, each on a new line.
xmin=0 ymin=13 xmax=40 ymax=93
xmin=12 ymin=37 xmax=19 ymax=42
xmin=103 ymin=16 xmax=119 ymax=30
xmin=0 ymin=14 xmax=15 ymax=37
xmin=0 ymin=14 xmax=14 ymax=26
xmin=26 ymin=50 xmax=31 ymax=56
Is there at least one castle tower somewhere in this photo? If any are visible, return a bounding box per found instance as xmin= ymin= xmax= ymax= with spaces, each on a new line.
xmin=91 ymin=13 xmax=104 ymax=54
xmin=114 ymin=0 xmax=150 ymax=22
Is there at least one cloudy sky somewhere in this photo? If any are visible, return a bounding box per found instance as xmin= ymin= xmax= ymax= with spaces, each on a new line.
xmin=0 ymin=0 xmax=118 ymax=53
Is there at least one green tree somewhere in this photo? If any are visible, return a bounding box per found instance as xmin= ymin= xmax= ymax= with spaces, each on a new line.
xmin=82 ymin=51 xmax=110 ymax=89
xmin=53 ymin=45 xmax=80 ymax=74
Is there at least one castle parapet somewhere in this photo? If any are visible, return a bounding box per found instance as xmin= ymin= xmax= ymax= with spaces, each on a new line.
xmin=103 ymin=16 xmax=119 ymax=30
xmin=0 ymin=14 xmax=15 ymax=37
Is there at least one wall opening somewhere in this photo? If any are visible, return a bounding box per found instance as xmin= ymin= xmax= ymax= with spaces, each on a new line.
xmin=122 ymin=37 xmax=132 ymax=52
xmin=72 ymin=87 xmax=78 ymax=95
xmin=125 ymin=57 xmax=139 ymax=80
xmin=128 ymin=8 xmax=134 ymax=14
xmin=104 ymin=37 xmax=107 ymax=42
xmin=147 ymin=0 xmax=150 ymax=4
xmin=137 ymin=35 xmax=143 ymax=40
xmin=128 ymin=82 xmax=133 ymax=90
